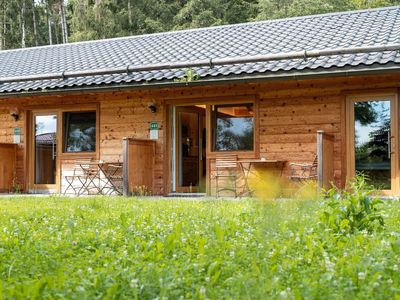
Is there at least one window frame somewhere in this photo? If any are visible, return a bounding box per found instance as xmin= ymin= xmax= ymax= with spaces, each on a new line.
xmin=211 ymin=103 xmax=255 ymax=152
xmin=165 ymin=96 xmax=258 ymax=160
xmin=62 ymin=110 xmax=97 ymax=154
xmin=58 ymin=105 xmax=99 ymax=159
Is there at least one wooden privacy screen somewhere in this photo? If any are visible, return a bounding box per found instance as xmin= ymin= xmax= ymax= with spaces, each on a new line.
xmin=122 ymin=138 xmax=156 ymax=196
xmin=0 ymin=143 xmax=17 ymax=193
xmin=317 ymin=130 xmax=335 ymax=190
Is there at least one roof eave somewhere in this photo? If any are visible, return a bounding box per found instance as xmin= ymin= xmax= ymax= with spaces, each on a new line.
xmin=0 ymin=64 xmax=399 ymax=99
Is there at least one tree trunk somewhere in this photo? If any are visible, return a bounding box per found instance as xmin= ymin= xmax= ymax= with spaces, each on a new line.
xmin=128 ymin=0 xmax=132 ymax=34
xmin=54 ymin=21 xmax=59 ymax=44
xmin=2 ymin=5 xmax=6 ymax=50
xmin=46 ymin=0 xmax=53 ymax=45
xmin=32 ymin=0 xmax=38 ymax=46
xmin=0 ymin=2 xmax=3 ymax=50
xmin=59 ymin=0 xmax=68 ymax=43
xmin=21 ymin=0 xmax=26 ymax=48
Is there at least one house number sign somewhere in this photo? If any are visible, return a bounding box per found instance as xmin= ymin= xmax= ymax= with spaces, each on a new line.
xmin=149 ymin=121 xmax=158 ymax=140
xmin=13 ymin=127 xmax=21 ymax=144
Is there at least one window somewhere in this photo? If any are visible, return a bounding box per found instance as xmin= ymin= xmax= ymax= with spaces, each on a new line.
xmin=63 ymin=111 xmax=96 ymax=153
xmin=212 ymin=103 xmax=254 ymax=151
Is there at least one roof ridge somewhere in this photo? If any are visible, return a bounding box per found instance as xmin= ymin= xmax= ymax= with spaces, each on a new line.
xmin=0 ymin=5 xmax=398 ymax=55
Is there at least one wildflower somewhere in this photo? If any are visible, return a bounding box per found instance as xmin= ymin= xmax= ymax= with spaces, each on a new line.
xmin=199 ymin=286 xmax=206 ymax=295
xmin=76 ymin=286 xmax=85 ymax=292
xmin=130 ymin=278 xmax=139 ymax=289
xmin=358 ymin=272 xmax=366 ymax=280
xmin=279 ymin=290 xmax=287 ymax=298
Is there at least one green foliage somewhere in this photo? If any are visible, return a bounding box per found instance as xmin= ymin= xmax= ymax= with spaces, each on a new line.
xmin=11 ymin=172 xmax=22 ymax=194
xmin=256 ymin=0 xmax=400 ymax=19
xmin=174 ymin=68 xmax=200 ymax=84
xmin=131 ymin=185 xmax=152 ymax=196
xmin=320 ymin=173 xmax=385 ymax=234
xmin=0 ymin=196 xmax=399 ymax=298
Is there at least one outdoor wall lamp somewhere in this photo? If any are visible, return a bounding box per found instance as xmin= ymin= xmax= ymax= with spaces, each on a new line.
xmin=10 ymin=108 xmax=20 ymax=121
xmin=148 ymin=103 xmax=157 ymax=113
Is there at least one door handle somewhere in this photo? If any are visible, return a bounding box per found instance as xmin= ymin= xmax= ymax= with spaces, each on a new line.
xmin=388 ymin=134 xmax=395 ymax=159
xmin=52 ymin=136 xmax=56 ymax=161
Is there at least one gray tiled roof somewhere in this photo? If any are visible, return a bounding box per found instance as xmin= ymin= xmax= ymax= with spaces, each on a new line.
xmin=0 ymin=6 xmax=400 ymax=93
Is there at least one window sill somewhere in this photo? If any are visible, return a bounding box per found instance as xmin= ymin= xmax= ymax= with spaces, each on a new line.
xmin=58 ymin=152 xmax=97 ymax=160
xmin=207 ymin=150 xmax=257 ymax=159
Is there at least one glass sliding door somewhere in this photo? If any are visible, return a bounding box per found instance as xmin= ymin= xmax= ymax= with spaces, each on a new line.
xmin=32 ymin=112 xmax=58 ymax=191
xmin=348 ymin=95 xmax=398 ymax=194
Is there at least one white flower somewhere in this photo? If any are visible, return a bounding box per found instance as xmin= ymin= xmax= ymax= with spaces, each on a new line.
xmin=199 ymin=286 xmax=206 ymax=295
xmin=130 ymin=278 xmax=139 ymax=289
xmin=279 ymin=290 xmax=287 ymax=298
xmin=76 ymin=286 xmax=85 ymax=292
xmin=358 ymin=272 xmax=366 ymax=280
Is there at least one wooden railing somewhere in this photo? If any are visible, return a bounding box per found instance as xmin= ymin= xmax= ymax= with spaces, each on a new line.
xmin=0 ymin=143 xmax=17 ymax=193
xmin=122 ymin=138 xmax=156 ymax=196
xmin=317 ymin=130 xmax=335 ymax=190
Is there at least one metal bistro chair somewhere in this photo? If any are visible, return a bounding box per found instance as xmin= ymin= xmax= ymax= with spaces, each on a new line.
xmin=288 ymin=155 xmax=318 ymax=183
xmin=215 ymin=155 xmax=238 ymax=198
xmin=78 ymin=160 xmax=104 ymax=195
xmin=64 ymin=158 xmax=93 ymax=195
xmin=99 ymin=163 xmax=123 ymax=195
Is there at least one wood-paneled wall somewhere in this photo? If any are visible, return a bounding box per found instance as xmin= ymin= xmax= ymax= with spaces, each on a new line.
xmin=0 ymin=110 xmax=25 ymax=188
xmin=0 ymin=73 xmax=399 ymax=194
xmin=0 ymin=143 xmax=16 ymax=192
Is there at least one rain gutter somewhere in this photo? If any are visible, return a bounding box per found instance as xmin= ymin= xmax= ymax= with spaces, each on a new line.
xmin=0 ymin=43 xmax=399 ymax=84
xmin=0 ymin=63 xmax=399 ymax=99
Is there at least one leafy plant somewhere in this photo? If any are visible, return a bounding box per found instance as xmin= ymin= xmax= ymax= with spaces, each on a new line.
xmin=132 ymin=185 xmax=152 ymax=196
xmin=1 ymin=196 xmax=400 ymax=298
xmin=11 ymin=171 xmax=22 ymax=194
xmin=320 ymin=173 xmax=385 ymax=234
xmin=174 ymin=68 xmax=200 ymax=84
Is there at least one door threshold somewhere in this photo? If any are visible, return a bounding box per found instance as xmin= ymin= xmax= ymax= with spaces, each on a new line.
xmin=167 ymin=193 xmax=207 ymax=198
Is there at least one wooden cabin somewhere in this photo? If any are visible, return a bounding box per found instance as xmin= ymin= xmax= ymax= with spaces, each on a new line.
xmin=0 ymin=6 xmax=400 ymax=196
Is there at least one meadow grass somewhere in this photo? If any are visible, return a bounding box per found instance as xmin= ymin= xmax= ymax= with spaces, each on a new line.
xmin=0 ymin=196 xmax=400 ymax=299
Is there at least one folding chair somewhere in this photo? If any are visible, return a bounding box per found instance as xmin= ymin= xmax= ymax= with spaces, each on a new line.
xmin=288 ymin=155 xmax=318 ymax=182
xmin=78 ymin=160 xmax=103 ymax=195
xmin=215 ymin=155 xmax=238 ymax=197
xmin=63 ymin=158 xmax=93 ymax=195
xmin=99 ymin=163 xmax=123 ymax=195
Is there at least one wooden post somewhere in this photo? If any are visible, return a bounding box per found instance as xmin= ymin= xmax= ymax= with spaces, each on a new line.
xmin=317 ymin=130 xmax=324 ymax=191
xmin=317 ymin=130 xmax=335 ymax=191
xmin=122 ymin=138 xmax=156 ymax=196
xmin=122 ymin=138 xmax=129 ymax=196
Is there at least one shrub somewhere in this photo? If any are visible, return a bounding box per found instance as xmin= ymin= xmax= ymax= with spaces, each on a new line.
xmin=320 ymin=173 xmax=385 ymax=235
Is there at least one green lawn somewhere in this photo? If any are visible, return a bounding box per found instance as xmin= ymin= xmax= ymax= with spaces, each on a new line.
xmin=0 ymin=196 xmax=400 ymax=299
